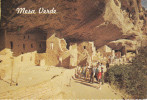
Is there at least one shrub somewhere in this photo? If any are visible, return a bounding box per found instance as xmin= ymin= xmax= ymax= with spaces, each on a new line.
xmin=105 ymin=47 xmax=147 ymax=99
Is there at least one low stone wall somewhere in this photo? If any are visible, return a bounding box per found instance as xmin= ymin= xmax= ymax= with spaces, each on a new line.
xmin=0 ymin=49 xmax=36 ymax=82
xmin=35 ymin=53 xmax=46 ymax=66
xmin=0 ymin=49 xmax=13 ymax=80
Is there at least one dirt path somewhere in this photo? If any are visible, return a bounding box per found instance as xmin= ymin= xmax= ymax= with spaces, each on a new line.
xmin=63 ymin=78 xmax=123 ymax=99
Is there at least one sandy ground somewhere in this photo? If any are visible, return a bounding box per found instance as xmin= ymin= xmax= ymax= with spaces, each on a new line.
xmin=0 ymin=65 xmax=123 ymax=99
xmin=64 ymin=78 xmax=123 ymax=99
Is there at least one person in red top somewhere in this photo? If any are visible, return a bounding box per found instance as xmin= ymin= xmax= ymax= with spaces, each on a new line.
xmin=97 ymin=63 xmax=102 ymax=89
xmin=97 ymin=68 xmax=102 ymax=83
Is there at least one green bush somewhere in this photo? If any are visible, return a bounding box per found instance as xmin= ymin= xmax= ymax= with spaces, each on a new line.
xmin=105 ymin=47 xmax=147 ymax=99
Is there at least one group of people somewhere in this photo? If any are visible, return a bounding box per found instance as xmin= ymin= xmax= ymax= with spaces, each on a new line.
xmin=75 ymin=62 xmax=106 ymax=89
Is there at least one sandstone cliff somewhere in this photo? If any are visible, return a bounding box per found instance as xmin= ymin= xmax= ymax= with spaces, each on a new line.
xmin=1 ymin=0 xmax=147 ymax=49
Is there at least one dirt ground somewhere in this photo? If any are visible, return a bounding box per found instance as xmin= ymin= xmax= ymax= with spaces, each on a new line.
xmin=0 ymin=65 xmax=123 ymax=99
xmin=64 ymin=78 xmax=123 ymax=99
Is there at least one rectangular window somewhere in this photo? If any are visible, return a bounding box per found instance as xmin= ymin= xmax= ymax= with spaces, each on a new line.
xmin=44 ymin=36 xmax=46 ymax=40
xmin=23 ymin=44 xmax=25 ymax=50
xmin=10 ymin=41 xmax=13 ymax=49
xmin=50 ymin=43 xmax=54 ymax=50
xmin=31 ymin=44 xmax=33 ymax=48
xmin=39 ymin=44 xmax=42 ymax=48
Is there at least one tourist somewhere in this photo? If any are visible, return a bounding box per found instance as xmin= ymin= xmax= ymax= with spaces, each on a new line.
xmin=89 ymin=66 xmax=94 ymax=83
xmin=95 ymin=62 xmax=99 ymax=81
xmin=84 ymin=66 xmax=87 ymax=80
xmin=93 ymin=66 xmax=96 ymax=83
xmin=75 ymin=68 xmax=77 ymax=78
xmin=77 ymin=66 xmax=80 ymax=78
xmin=106 ymin=61 xmax=109 ymax=70
xmin=81 ymin=66 xmax=84 ymax=78
xmin=79 ymin=66 xmax=82 ymax=78
xmin=83 ymin=66 xmax=86 ymax=79
xmin=97 ymin=63 xmax=102 ymax=83
xmin=101 ymin=63 xmax=104 ymax=85
xmin=86 ymin=67 xmax=89 ymax=81
xmin=97 ymin=67 xmax=102 ymax=89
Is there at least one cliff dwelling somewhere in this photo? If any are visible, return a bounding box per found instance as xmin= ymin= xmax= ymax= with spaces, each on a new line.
xmin=0 ymin=0 xmax=147 ymax=99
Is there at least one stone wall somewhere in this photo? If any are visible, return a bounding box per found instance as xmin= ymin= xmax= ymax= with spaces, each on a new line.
xmin=0 ymin=32 xmax=5 ymax=51
xmin=0 ymin=49 xmax=13 ymax=80
xmin=97 ymin=45 xmax=112 ymax=53
xmin=35 ymin=53 xmax=46 ymax=66
xmin=69 ymin=43 xmax=78 ymax=67
xmin=0 ymin=49 xmax=36 ymax=81
xmin=46 ymin=34 xmax=61 ymax=66
xmin=60 ymin=51 xmax=70 ymax=68
xmin=92 ymin=52 xmax=103 ymax=63
xmin=46 ymin=34 xmax=69 ymax=67
xmin=115 ymin=51 xmax=121 ymax=58
xmin=5 ymin=33 xmax=46 ymax=56
xmin=9 ymin=51 xmax=36 ymax=82
xmin=76 ymin=42 xmax=94 ymax=66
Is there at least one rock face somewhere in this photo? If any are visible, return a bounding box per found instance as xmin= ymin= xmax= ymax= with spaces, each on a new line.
xmin=1 ymin=0 xmax=147 ymax=48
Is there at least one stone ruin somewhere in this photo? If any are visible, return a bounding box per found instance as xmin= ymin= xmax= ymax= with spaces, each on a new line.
xmin=0 ymin=30 xmax=138 ymax=81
